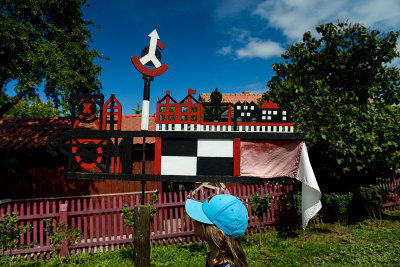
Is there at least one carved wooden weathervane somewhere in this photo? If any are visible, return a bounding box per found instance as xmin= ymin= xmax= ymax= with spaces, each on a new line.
xmin=131 ymin=29 xmax=168 ymax=131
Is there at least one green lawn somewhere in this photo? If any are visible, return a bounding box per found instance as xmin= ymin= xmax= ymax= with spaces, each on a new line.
xmin=4 ymin=216 xmax=400 ymax=266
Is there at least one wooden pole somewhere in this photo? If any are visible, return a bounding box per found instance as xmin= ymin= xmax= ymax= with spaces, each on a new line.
xmin=134 ymin=204 xmax=150 ymax=267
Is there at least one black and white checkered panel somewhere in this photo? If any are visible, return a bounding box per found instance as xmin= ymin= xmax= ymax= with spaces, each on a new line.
xmin=160 ymin=138 xmax=234 ymax=176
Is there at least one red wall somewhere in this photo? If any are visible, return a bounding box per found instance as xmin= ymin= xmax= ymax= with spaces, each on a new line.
xmin=8 ymin=146 xmax=162 ymax=199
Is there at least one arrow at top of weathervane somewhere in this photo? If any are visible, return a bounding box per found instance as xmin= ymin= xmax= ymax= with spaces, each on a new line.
xmin=131 ymin=29 xmax=168 ymax=77
xmin=140 ymin=29 xmax=162 ymax=68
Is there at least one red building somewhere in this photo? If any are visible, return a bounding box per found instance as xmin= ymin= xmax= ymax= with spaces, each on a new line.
xmin=0 ymin=115 xmax=161 ymax=199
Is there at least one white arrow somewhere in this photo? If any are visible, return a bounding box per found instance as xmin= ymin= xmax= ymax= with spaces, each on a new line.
xmin=140 ymin=29 xmax=161 ymax=68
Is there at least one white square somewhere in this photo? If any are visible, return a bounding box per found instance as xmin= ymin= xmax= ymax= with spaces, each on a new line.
xmin=244 ymin=106 xmax=248 ymax=110
xmin=283 ymin=116 xmax=286 ymax=121
xmin=241 ymin=112 xmax=244 ymax=116
xmin=197 ymin=139 xmax=233 ymax=157
xmin=237 ymin=106 xmax=241 ymax=110
xmin=282 ymin=111 xmax=286 ymax=115
xmin=273 ymin=110 xmax=278 ymax=115
xmin=267 ymin=116 xmax=271 ymax=120
xmin=247 ymin=112 xmax=251 ymax=116
xmin=262 ymin=110 xmax=266 ymax=114
xmin=250 ymin=106 xmax=254 ymax=110
xmin=268 ymin=110 xmax=272 ymax=114
xmin=161 ymin=156 xmax=197 ymax=175
xmin=262 ymin=116 xmax=266 ymax=120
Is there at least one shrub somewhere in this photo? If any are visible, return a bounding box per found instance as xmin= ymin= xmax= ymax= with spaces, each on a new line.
xmin=121 ymin=193 xmax=158 ymax=230
xmin=359 ymin=184 xmax=382 ymax=226
xmin=0 ymin=212 xmax=35 ymax=265
xmin=248 ymin=192 xmax=272 ymax=247
xmin=43 ymin=219 xmax=83 ymax=265
xmin=287 ymin=191 xmax=302 ymax=216
xmin=325 ymin=192 xmax=353 ymax=225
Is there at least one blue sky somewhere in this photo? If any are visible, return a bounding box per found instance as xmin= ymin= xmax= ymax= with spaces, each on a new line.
xmin=6 ymin=0 xmax=400 ymax=115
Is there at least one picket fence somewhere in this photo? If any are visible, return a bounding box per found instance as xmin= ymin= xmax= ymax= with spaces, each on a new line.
xmin=1 ymin=178 xmax=399 ymax=259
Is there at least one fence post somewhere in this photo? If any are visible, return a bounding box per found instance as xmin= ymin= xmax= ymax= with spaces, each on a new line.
xmin=134 ymin=204 xmax=150 ymax=267
xmin=59 ymin=203 xmax=69 ymax=258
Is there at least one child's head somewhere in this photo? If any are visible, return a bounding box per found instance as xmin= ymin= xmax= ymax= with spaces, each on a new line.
xmin=185 ymin=194 xmax=249 ymax=266
xmin=185 ymin=194 xmax=248 ymax=239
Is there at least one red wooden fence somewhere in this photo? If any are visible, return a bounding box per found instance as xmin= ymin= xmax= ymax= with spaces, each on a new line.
xmin=1 ymin=178 xmax=399 ymax=259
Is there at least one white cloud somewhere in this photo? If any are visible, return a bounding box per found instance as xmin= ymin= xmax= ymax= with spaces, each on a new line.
xmin=217 ymin=45 xmax=233 ymax=56
xmin=215 ymin=0 xmax=259 ymax=18
xmin=236 ymin=38 xmax=283 ymax=59
xmin=241 ymin=82 xmax=266 ymax=93
xmin=215 ymin=0 xmax=400 ymax=60
xmin=228 ymin=28 xmax=251 ymax=43
xmin=252 ymin=0 xmax=400 ymax=41
xmin=388 ymin=39 xmax=400 ymax=67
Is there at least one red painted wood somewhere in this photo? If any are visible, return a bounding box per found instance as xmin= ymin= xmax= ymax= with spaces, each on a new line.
xmin=131 ymin=56 xmax=168 ymax=77
xmin=101 ymin=197 xmax=106 ymax=243
xmin=233 ymin=138 xmax=240 ymax=176
xmin=163 ymin=193 xmax=168 ymax=236
xmin=156 ymin=102 xmax=202 ymax=124
xmin=119 ymin=196 xmax=123 ymax=239
xmin=19 ymin=202 xmax=25 ymax=245
xmin=95 ymin=198 xmax=100 ymax=244
xmin=59 ymin=203 xmax=69 ymax=258
xmin=76 ymin=199 xmax=82 ymax=237
xmin=157 ymin=193 xmax=163 ymax=241
xmin=32 ymin=202 xmax=37 ymax=248
xmin=26 ymin=202 xmax=31 ymax=245
xmin=154 ymin=137 xmax=162 ymax=175
xmin=113 ymin=197 xmax=118 ymax=240
xmin=46 ymin=201 xmax=51 ymax=246
xmin=174 ymin=191 xmax=179 ymax=242
xmin=107 ymin=197 xmax=112 ymax=240
xmin=179 ymin=191 xmax=184 ymax=240
xmin=89 ymin=199 xmax=94 ymax=243
xmin=39 ymin=202 xmax=44 ymax=247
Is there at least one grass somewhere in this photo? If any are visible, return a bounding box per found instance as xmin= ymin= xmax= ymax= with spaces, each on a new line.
xmin=2 ymin=217 xmax=400 ymax=266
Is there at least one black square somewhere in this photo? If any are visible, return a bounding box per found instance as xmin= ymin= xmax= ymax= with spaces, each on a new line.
xmin=197 ymin=157 xmax=233 ymax=176
xmin=161 ymin=138 xmax=197 ymax=156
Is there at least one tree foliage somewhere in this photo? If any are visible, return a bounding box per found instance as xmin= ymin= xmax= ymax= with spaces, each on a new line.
xmin=263 ymin=21 xmax=400 ymax=192
xmin=0 ymin=212 xmax=35 ymax=263
xmin=0 ymin=0 xmax=106 ymax=117
xmin=3 ymin=96 xmax=61 ymax=118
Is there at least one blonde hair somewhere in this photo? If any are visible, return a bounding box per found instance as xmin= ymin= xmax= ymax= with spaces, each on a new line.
xmin=202 ymin=223 xmax=248 ymax=267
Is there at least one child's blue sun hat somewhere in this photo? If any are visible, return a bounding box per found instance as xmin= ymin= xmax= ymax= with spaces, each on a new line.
xmin=185 ymin=194 xmax=248 ymax=239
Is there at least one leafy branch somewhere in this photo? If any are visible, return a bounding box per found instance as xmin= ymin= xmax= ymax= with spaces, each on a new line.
xmin=0 ymin=212 xmax=35 ymax=266
xmin=43 ymin=219 xmax=83 ymax=266
xmin=248 ymin=192 xmax=272 ymax=247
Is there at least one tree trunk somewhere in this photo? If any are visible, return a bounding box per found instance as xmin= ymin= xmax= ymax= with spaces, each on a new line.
xmin=0 ymin=79 xmax=4 ymax=95
xmin=0 ymin=91 xmax=25 ymax=118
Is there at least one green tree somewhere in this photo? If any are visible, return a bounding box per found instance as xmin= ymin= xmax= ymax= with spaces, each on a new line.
xmin=0 ymin=0 xmax=106 ymax=117
xmin=4 ymin=97 xmax=61 ymax=118
xmin=248 ymin=192 xmax=272 ymax=247
xmin=264 ymin=21 xmax=400 ymax=193
xmin=131 ymin=102 xmax=142 ymax=114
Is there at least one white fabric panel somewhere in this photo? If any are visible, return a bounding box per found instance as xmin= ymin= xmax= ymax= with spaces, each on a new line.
xmin=161 ymin=156 xmax=197 ymax=176
xmin=296 ymin=144 xmax=322 ymax=229
xmin=197 ymin=139 xmax=233 ymax=157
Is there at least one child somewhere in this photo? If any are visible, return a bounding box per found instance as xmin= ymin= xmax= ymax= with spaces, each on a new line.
xmin=185 ymin=194 xmax=249 ymax=267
